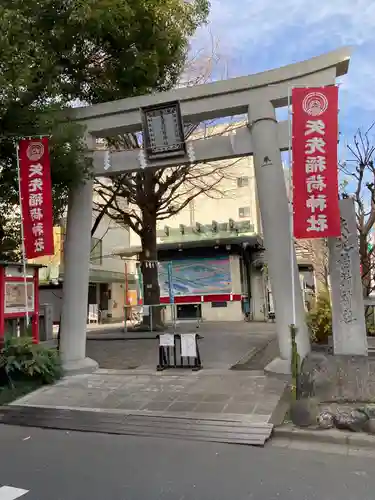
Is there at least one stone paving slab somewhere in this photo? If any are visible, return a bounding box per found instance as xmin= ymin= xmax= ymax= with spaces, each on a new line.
xmin=12 ymin=371 xmax=286 ymax=425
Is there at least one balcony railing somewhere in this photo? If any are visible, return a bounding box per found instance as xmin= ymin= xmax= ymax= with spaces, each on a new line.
xmin=157 ymin=220 xmax=255 ymax=242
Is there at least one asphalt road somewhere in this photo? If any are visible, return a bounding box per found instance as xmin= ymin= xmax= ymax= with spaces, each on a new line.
xmin=0 ymin=424 xmax=374 ymax=500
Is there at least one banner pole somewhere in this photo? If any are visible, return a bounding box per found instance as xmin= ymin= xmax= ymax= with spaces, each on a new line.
xmin=16 ymin=142 xmax=30 ymax=328
xmin=124 ymin=260 xmax=129 ymax=332
xmin=167 ymin=261 xmax=175 ymax=332
xmin=287 ymin=86 xmax=296 ymax=327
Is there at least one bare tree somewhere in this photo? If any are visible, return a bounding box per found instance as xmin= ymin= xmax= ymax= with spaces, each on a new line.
xmin=91 ymin=41 xmax=240 ymax=326
xmin=93 ymin=130 xmax=239 ymax=326
xmin=296 ymin=239 xmax=329 ymax=293
xmin=340 ymin=124 xmax=375 ymax=298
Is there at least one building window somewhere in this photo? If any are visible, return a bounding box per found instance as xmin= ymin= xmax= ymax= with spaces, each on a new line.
xmin=237 ymin=176 xmax=249 ymax=187
xmin=90 ymin=237 xmax=103 ymax=265
xmin=238 ymin=206 xmax=251 ymax=218
xmin=211 ymin=301 xmax=228 ymax=308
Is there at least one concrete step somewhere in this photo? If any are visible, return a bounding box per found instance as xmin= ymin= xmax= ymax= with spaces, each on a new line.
xmin=0 ymin=406 xmax=273 ymax=447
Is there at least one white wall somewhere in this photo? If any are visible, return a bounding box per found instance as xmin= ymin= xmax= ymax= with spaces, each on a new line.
xmin=163 ymin=301 xmax=243 ymax=322
xmin=91 ymin=211 xmax=129 ymax=274
xmin=102 ymin=220 xmax=129 ymax=273
xmin=39 ymin=288 xmax=63 ymax=323
xmin=202 ymin=301 xmax=242 ymax=321
xmin=230 ymin=255 xmax=242 ymax=294
xmin=250 ymin=271 xmax=267 ymax=321
xmin=110 ymin=282 xmax=125 ymax=320
xmin=154 ymin=155 xmax=258 ymax=234
xmin=40 ymin=284 xmax=126 ymax=323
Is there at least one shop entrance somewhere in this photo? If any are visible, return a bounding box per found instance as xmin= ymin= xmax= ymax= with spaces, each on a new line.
xmin=176 ymin=303 xmax=202 ymax=320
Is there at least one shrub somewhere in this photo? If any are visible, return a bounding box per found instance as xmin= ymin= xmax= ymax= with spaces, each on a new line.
xmin=306 ymin=290 xmax=332 ymax=344
xmin=0 ymin=336 xmax=62 ymax=387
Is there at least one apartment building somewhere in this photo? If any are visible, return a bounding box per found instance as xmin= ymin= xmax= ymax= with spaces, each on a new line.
xmin=30 ymin=189 xmax=131 ymax=323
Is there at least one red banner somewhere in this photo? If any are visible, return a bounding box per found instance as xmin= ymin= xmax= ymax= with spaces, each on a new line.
xmin=292 ymin=86 xmax=341 ymax=239
xmin=18 ymin=137 xmax=54 ymax=259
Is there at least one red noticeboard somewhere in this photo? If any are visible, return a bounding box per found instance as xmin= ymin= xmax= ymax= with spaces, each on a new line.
xmin=0 ymin=263 xmax=40 ymax=344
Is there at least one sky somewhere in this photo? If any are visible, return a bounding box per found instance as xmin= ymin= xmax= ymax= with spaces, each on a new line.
xmin=191 ymin=0 xmax=375 ymax=162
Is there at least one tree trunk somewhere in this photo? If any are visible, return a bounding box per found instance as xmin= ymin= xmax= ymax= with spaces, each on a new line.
xmin=311 ymin=239 xmax=329 ymax=293
xmin=139 ymin=206 xmax=163 ymax=328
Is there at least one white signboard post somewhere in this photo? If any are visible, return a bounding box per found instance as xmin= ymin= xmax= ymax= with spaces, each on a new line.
xmin=180 ymin=333 xmax=197 ymax=358
xmin=88 ymin=304 xmax=99 ymax=324
xmin=329 ymin=198 xmax=368 ymax=356
xmin=159 ymin=333 xmax=175 ymax=347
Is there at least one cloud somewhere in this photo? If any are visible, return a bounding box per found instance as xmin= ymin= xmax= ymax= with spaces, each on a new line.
xmin=191 ymin=0 xmax=375 ymax=131
xmin=205 ymin=0 xmax=375 ymax=50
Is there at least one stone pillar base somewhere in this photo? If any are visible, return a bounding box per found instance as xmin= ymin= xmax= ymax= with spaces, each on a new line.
xmin=63 ymin=357 xmax=98 ymax=376
xmin=264 ymin=357 xmax=291 ymax=377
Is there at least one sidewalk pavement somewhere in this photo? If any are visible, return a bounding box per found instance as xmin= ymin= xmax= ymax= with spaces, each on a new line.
xmin=272 ymin=424 xmax=375 ymax=456
xmin=53 ymin=322 xmax=125 ymax=336
xmin=87 ymin=322 xmax=124 ymax=333
xmin=11 ymin=369 xmax=286 ymax=426
xmin=30 ymin=322 xmax=285 ymax=442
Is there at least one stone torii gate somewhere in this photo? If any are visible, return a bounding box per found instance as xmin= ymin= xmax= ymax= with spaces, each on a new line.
xmin=59 ymin=47 xmax=351 ymax=374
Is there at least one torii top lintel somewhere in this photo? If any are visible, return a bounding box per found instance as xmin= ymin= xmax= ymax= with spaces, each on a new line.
xmin=71 ymin=46 xmax=351 ymax=138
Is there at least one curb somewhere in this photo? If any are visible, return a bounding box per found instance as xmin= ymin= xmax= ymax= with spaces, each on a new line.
xmin=273 ymin=424 xmax=375 ymax=449
xmin=86 ymin=333 xmax=157 ymax=340
xmin=269 ymin=387 xmax=290 ymax=427
xmin=230 ymin=338 xmax=274 ymax=370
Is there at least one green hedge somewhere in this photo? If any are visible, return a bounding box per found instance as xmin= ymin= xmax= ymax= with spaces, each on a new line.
xmin=306 ymin=290 xmax=332 ymax=344
xmin=0 ymin=336 xmax=62 ymax=387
